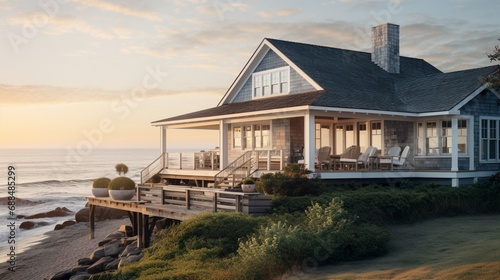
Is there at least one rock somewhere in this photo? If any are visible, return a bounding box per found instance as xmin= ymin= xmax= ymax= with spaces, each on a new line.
xmin=104 ymin=258 xmax=120 ymax=271
xmin=103 ymin=240 xmax=123 ymax=257
xmin=75 ymin=207 xmax=128 ymax=223
xmin=50 ymin=268 xmax=73 ymax=280
xmin=118 ymin=225 xmax=133 ymax=237
xmin=120 ymin=243 xmax=141 ymax=257
xmin=23 ymin=207 xmax=72 ymax=219
xmin=118 ymin=254 xmax=143 ymax=268
xmin=89 ymin=247 xmax=105 ymax=262
xmin=20 ymin=221 xmax=50 ymax=230
xmin=55 ymin=220 xmax=77 ymax=230
xmin=78 ymin=258 xmax=94 ymax=266
xmin=86 ymin=256 xmax=115 ymax=274
xmin=63 ymin=220 xmax=77 ymax=227
xmin=20 ymin=221 xmax=35 ymax=230
xmin=99 ymin=231 xmax=125 ymax=246
xmin=0 ymin=197 xmax=41 ymax=206
xmin=54 ymin=224 xmax=65 ymax=230
xmin=71 ymin=265 xmax=90 ymax=274
xmin=121 ymin=236 xmax=137 ymax=246
xmin=69 ymin=272 xmax=91 ymax=280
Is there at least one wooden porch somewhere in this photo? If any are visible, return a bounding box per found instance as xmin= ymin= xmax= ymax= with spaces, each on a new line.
xmin=87 ymin=185 xmax=273 ymax=248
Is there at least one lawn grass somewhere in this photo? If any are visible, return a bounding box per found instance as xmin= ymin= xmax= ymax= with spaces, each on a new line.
xmin=286 ymin=214 xmax=500 ymax=280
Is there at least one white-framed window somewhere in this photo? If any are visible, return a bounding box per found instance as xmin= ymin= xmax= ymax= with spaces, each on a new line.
xmin=480 ymin=118 xmax=500 ymax=162
xmin=252 ymin=66 xmax=290 ymax=98
xmin=417 ymin=120 xmax=468 ymax=156
xmin=233 ymin=127 xmax=242 ymax=148
xmin=232 ymin=122 xmax=271 ymax=150
xmin=370 ymin=122 xmax=382 ymax=150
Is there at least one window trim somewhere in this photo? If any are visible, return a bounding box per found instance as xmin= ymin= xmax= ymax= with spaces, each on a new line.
xmin=232 ymin=122 xmax=272 ymax=150
xmin=416 ymin=119 xmax=469 ymax=157
xmin=252 ymin=66 xmax=290 ymax=99
xmin=479 ymin=117 xmax=500 ymax=163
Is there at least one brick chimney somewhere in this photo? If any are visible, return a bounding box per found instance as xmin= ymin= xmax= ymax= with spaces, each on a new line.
xmin=371 ymin=23 xmax=400 ymax=74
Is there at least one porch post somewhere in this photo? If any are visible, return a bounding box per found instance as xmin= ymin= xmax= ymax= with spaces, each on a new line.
xmin=304 ymin=113 xmax=316 ymax=170
xmin=451 ymin=117 xmax=459 ymax=171
xmin=219 ymin=120 xmax=228 ymax=170
xmin=160 ymin=126 xmax=167 ymax=154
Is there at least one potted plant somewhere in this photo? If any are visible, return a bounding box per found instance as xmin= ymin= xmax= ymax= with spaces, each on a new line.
xmin=92 ymin=177 xmax=110 ymax=197
xmin=241 ymin=178 xmax=256 ymax=193
xmin=108 ymin=176 xmax=136 ymax=200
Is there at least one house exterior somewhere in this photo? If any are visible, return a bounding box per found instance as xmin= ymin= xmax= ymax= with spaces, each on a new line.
xmin=143 ymin=23 xmax=500 ymax=187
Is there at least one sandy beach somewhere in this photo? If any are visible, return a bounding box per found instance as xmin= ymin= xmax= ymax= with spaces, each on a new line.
xmin=0 ymin=218 xmax=131 ymax=280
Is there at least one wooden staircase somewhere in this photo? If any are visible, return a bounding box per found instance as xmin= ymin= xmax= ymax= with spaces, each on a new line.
xmin=211 ymin=151 xmax=258 ymax=189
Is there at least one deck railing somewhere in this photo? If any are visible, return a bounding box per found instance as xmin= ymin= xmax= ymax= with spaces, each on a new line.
xmin=137 ymin=185 xmax=272 ymax=215
xmin=141 ymin=153 xmax=167 ymax=184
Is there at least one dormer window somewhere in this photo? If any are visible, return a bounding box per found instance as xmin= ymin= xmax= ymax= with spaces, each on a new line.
xmin=252 ymin=66 xmax=290 ymax=98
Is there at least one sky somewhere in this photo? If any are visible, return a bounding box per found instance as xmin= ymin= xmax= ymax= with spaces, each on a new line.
xmin=0 ymin=0 xmax=499 ymax=151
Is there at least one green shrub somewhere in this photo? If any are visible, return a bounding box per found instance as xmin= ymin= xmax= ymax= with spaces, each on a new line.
xmin=115 ymin=163 xmax=129 ymax=176
xmin=235 ymin=198 xmax=388 ymax=279
xmin=242 ymin=178 xmax=255 ymax=184
xmin=256 ymin=164 xmax=319 ymax=196
xmin=108 ymin=177 xmax=135 ymax=190
xmin=108 ymin=212 xmax=262 ymax=280
xmin=92 ymin=177 xmax=111 ymax=188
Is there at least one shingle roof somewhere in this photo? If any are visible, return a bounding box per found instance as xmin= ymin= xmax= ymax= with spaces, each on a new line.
xmin=153 ymin=38 xmax=498 ymax=124
xmin=396 ymin=65 xmax=498 ymax=112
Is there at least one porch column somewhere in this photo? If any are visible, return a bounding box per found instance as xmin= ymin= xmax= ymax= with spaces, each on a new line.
xmin=160 ymin=126 xmax=167 ymax=154
xmin=304 ymin=113 xmax=316 ymax=170
xmin=219 ymin=120 xmax=228 ymax=170
xmin=451 ymin=117 xmax=459 ymax=171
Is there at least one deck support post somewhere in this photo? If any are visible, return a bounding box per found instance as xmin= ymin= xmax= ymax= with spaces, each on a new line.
xmin=89 ymin=205 xmax=96 ymax=239
xmin=137 ymin=213 xmax=144 ymax=249
xmin=219 ymin=120 xmax=228 ymax=170
xmin=213 ymin=193 xmax=218 ymax=212
xmin=451 ymin=117 xmax=459 ymax=172
xmin=160 ymin=127 xmax=167 ymax=154
xmin=304 ymin=113 xmax=316 ymax=171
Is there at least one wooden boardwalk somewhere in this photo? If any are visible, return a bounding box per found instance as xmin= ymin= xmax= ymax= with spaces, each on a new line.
xmin=87 ymin=185 xmax=273 ymax=248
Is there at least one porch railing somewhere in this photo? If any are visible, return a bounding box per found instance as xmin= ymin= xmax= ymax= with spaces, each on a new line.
xmin=213 ymin=151 xmax=256 ymax=188
xmin=141 ymin=153 xmax=167 ymax=184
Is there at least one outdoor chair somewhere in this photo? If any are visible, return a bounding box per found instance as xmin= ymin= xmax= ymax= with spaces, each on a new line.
xmin=379 ymin=146 xmax=411 ymax=170
xmin=315 ymin=146 xmax=332 ymax=170
xmin=337 ymin=145 xmax=361 ymax=170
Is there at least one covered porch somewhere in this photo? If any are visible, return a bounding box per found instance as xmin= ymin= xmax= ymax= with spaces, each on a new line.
xmin=144 ymin=106 xmax=483 ymax=187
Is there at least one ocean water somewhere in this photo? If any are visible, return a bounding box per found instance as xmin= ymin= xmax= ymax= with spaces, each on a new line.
xmin=0 ymin=148 xmax=160 ymax=259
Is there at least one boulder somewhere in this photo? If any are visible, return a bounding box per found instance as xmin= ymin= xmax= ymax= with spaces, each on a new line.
xmin=121 ymin=236 xmax=137 ymax=247
xmin=104 ymin=258 xmax=120 ymax=271
xmin=23 ymin=207 xmax=72 ymax=219
xmin=89 ymin=247 xmax=105 ymax=262
xmin=49 ymin=268 xmax=73 ymax=280
xmin=99 ymin=231 xmax=126 ymax=246
xmin=69 ymin=273 xmax=91 ymax=280
xmin=20 ymin=221 xmax=35 ymax=230
xmin=118 ymin=225 xmax=133 ymax=237
xmin=78 ymin=258 xmax=94 ymax=266
xmin=120 ymin=243 xmax=141 ymax=257
xmin=86 ymin=256 xmax=115 ymax=274
xmin=71 ymin=265 xmax=90 ymax=275
xmin=118 ymin=254 xmax=143 ymax=268
xmin=75 ymin=207 xmax=128 ymax=223
xmin=54 ymin=221 xmax=76 ymax=231
xmin=103 ymin=240 xmax=123 ymax=257
xmin=20 ymin=221 xmax=50 ymax=230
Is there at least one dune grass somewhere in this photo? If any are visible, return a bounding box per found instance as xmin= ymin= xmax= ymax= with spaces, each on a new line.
xmin=290 ymin=214 xmax=500 ymax=280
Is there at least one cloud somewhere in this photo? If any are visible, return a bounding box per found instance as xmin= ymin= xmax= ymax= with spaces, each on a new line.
xmin=257 ymin=8 xmax=299 ymax=18
xmin=7 ymin=12 xmax=114 ymax=39
xmin=111 ymin=26 xmax=133 ymax=39
xmin=68 ymin=0 xmax=162 ymax=21
xmin=0 ymin=84 xmax=225 ymax=104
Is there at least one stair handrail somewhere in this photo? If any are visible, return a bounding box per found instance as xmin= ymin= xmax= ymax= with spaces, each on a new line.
xmin=214 ymin=151 xmax=256 ymax=188
xmin=141 ymin=153 xmax=166 ymax=184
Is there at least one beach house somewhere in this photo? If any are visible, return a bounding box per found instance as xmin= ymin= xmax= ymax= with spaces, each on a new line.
xmin=141 ymin=23 xmax=500 ymax=187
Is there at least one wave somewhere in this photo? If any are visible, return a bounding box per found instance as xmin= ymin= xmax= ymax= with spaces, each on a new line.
xmin=1 ymin=178 xmax=94 ymax=187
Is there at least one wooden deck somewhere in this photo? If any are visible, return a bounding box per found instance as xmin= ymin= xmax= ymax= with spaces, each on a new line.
xmin=87 ymin=185 xmax=273 ymax=248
